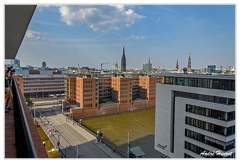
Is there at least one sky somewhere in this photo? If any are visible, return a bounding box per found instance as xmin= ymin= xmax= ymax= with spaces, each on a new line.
xmin=15 ymin=4 xmax=235 ymax=70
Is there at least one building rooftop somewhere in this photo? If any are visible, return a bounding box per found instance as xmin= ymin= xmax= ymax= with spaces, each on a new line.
xmin=150 ymin=73 xmax=235 ymax=80
xmin=130 ymin=146 xmax=146 ymax=157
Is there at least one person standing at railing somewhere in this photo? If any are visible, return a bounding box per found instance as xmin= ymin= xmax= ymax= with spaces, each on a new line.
xmin=6 ymin=69 xmax=15 ymax=111
xmin=8 ymin=69 xmax=15 ymax=89
xmin=5 ymin=69 xmax=12 ymax=113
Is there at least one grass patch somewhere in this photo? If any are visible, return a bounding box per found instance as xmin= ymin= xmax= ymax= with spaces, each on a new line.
xmin=82 ymin=109 xmax=155 ymax=146
xmin=36 ymin=126 xmax=59 ymax=158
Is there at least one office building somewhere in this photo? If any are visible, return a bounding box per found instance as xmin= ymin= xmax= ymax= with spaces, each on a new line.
xmin=208 ymin=65 xmax=216 ymax=74
xmin=143 ymin=57 xmax=152 ymax=73
xmin=66 ymin=74 xmax=163 ymax=119
xmin=155 ymin=74 xmax=235 ymax=158
xmin=5 ymin=59 xmax=20 ymax=68
xmin=14 ymin=70 xmax=66 ymax=99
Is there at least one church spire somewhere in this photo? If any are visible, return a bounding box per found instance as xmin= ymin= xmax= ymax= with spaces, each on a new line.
xmin=187 ymin=53 xmax=191 ymax=72
xmin=176 ymin=59 xmax=179 ymax=71
xmin=121 ymin=46 xmax=126 ymax=72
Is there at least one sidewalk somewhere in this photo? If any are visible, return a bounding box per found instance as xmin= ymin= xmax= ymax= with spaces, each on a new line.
xmin=37 ymin=114 xmax=122 ymax=158
xmin=68 ymin=116 xmax=122 ymax=158
xmin=92 ymin=140 xmax=121 ymax=158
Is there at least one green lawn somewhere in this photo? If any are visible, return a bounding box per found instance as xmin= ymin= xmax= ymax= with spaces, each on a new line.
xmin=82 ymin=109 xmax=155 ymax=146
xmin=37 ymin=126 xmax=59 ymax=158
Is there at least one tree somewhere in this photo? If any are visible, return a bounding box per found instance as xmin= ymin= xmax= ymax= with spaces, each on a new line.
xmin=26 ymin=97 xmax=34 ymax=107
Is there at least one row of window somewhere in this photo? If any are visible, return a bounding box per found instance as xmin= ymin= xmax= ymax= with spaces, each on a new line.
xmin=24 ymin=92 xmax=64 ymax=98
xmin=186 ymin=104 xmax=235 ymax=121
xmin=24 ymin=82 xmax=64 ymax=85
xmin=99 ymin=94 xmax=111 ymax=97
xmin=175 ymin=91 xmax=235 ymax=105
xmin=165 ymin=77 xmax=235 ymax=91
xmin=24 ymin=78 xmax=64 ymax=81
xmin=83 ymin=81 xmax=93 ymax=84
xmin=185 ymin=141 xmax=235 ymax=158
xmin=184 ymin=153 xmax=194 ymax=158
xmin=24 ymin=85 xmax=64 ymax=88
xmin=24 ymin=88 xmax=64 ymax=92
xmin=99 ymin=86 xmax=111 ymax=89
xmin=83 ymin=85 xmax=93 ymax=88
xmin=120 ymin=95 xmax=129 ymax=98
xmin=120 ymin=91 xmax=129 ymax=94
xmin=185 ymin=117 xmax=235 ymax=136
xmin=83 ymin=90 xmax=93 ymax=93
xmin=185 ymin=129 xmax=235 ymax=151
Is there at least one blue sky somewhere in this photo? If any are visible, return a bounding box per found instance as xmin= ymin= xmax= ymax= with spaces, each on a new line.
xmin=16 ymin=4 xmax=235 ymax=70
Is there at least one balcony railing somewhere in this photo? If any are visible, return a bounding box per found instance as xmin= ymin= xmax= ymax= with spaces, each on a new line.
xmin=11 ymin=78 xmax=48 ymax=158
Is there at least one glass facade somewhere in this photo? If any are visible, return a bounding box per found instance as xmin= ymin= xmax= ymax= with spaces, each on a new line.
xmin=185 ymin=141 xmax=235 ymax=158
xmin=184 ymin=153 xmax=194 ymax=158
xmin=185 ymin=117 xmax=235 ymax=136
xmin=185 ymin=129 xmax=235 ymax=151
xmin=164 ymin=76 xmax=235 ymax=91
xmin=186 ymin=104 xmax=235 ymax=121
xmin=175 ymin=91 xmax=235 ymax=105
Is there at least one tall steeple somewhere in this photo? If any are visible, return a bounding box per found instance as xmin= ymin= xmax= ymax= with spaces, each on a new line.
xmin=187 ymin=53 xmax=191 ymax=72
xmin=121 ymin=46 xmax=126 ymax=72
xmin=176 ymin=59 xmax=179 ymax=71
xmin=148 ymin=57 xmax=150 ymax=64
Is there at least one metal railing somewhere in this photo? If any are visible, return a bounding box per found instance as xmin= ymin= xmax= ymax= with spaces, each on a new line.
xmin=12 ymin=78 xmax=38 ymax=158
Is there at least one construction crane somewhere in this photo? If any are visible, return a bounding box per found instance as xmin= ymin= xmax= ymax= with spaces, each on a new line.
xmin=100 ymin=63 xmax=109 ymax=71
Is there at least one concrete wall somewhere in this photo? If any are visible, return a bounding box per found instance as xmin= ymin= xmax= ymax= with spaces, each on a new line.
xmin=70 ymin=100 xmax=153 ymax=119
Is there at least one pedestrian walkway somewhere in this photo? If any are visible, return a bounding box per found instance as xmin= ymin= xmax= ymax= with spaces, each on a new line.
xmin=36 ymin=114 xmax=121 ymax=158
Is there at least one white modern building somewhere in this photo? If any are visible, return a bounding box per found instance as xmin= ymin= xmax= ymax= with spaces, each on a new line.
xmin=155 ymin=74 xmax=235 ymax=158
xmin=5 ymin=58 xmax=20 ymax=68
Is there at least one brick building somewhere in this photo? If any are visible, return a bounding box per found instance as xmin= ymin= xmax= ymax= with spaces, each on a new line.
xmin=66 ymin=74 xmax=164 ymax=119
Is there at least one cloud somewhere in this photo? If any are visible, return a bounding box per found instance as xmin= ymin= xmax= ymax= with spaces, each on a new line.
xmin=25 ymin=30 xmax=45 ymax=40
xmin=36 ymin=4 xmax=61 ymax=11
xmin=126 ymin=35 xmax=146 ymax=40
xmin=58 ymin=5 xmax=145 ymax=31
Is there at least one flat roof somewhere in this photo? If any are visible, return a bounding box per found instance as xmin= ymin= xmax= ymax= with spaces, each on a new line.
xmin=150 ymin=73 xmax=235 ymax=80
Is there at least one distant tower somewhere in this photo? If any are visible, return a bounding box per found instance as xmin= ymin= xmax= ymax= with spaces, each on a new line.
xmin=176 ymin=59 xmax=179 ymax=71
xmin=114 ymin=61 xmax=118 ymax=70
xmin=121 ymin=46 xmax=126 ymax=72
xmin=187 ymin=53 xmax=191 ymax=72
xmin=143 ymin=57 xmax=152 ymax=73
xmin=42 ymin=61 xmax=46 ymax=68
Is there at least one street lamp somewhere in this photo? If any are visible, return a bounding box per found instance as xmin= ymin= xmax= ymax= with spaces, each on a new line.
xmin=61 ymin=100 xmax=64 ymax=114
xmin=57 ymin=134 xmax=60 ymax=151
xmin=127 ymin=132 xmax=130 ymax=158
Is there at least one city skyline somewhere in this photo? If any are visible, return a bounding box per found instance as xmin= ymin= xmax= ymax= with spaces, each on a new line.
xmin=14 ymin=5 xmax=235 ymax=70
